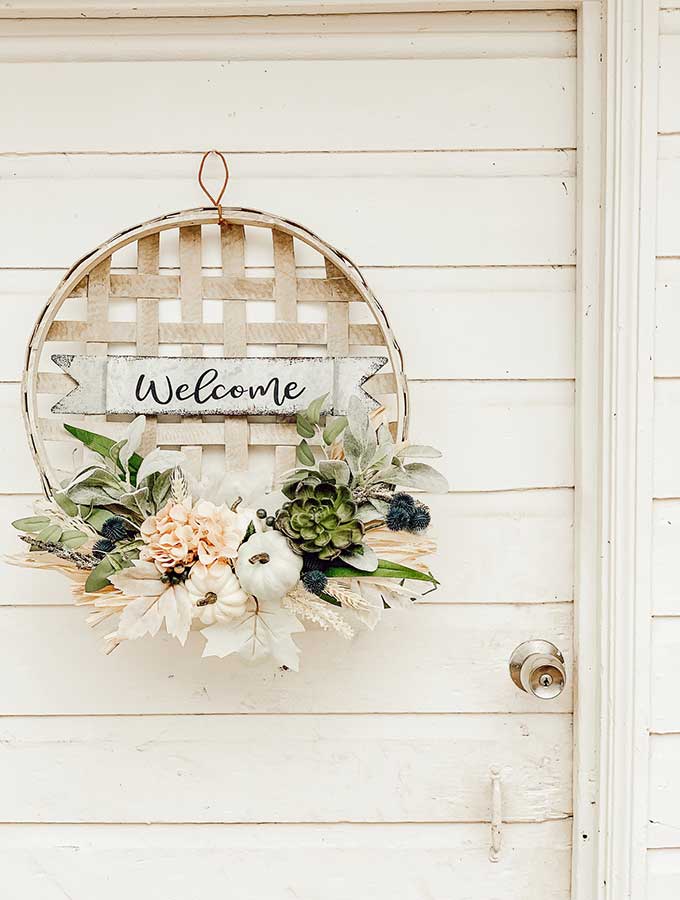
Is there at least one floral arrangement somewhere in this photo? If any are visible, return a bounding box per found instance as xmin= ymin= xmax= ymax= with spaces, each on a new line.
xmin=8 ymin=396 xmax=447 ymax=669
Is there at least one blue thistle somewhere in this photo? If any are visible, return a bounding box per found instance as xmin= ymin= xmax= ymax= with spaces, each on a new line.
xmin=101 ymin=516 xmax=132 ymax=543
xmin=409 ymin=502 xmax=431 ymax=533
xmin=92 ymin=538 xmax=115 ymax=560
xmin=301 ymin=569 xmax=329 ymax=597
xmin=386 ymin=492 xmax=416 ymax=532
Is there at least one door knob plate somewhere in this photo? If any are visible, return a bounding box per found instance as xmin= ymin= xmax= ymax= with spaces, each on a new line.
xmin=509 ymin=640 xmax=566 ymax=700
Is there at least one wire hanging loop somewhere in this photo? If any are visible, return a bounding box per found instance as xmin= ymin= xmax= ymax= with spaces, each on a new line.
xmin=198 ymin=150 xmax=230 ymax=225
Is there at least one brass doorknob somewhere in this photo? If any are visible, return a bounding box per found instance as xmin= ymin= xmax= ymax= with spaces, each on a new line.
xmin=509 ymin=640 xmax=566 ymax=700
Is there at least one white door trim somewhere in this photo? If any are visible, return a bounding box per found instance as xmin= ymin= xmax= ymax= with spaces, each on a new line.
xmin=573 ymin=2 xmax=658 ymax=898
xmin=1 ymin=2 xmax=659 ymax=897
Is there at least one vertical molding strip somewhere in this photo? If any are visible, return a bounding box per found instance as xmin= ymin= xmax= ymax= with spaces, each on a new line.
xmin=591 ymin=0 xmax=658 ymax=897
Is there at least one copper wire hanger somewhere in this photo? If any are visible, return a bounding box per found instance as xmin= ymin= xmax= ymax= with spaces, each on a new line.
xmin=198 ymin=149 xmax=230 ymax=225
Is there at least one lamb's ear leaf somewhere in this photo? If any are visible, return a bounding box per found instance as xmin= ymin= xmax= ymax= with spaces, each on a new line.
xmin=64 ymin=424 xmax=143 ymax=485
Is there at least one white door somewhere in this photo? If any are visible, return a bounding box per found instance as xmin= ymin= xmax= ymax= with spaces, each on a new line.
xmin=0 ymin=9 xmax=577 ymax=898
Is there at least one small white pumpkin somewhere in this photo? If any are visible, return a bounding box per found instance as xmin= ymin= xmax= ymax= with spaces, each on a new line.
xmin=187 ymin=560 xmax=249 ymax=625
xmin=236 ymin=531 xmax=302 ymax=603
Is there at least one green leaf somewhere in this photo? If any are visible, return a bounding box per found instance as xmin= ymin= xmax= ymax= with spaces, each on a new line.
xmin=322 ymin=416 xmax=348 ymax=446
xmin=296 ymin=440 xmax=315 ymax=467
xmin=378 ymin=462 xmax=449 ymax=494
xmin=53 ymin=491 xmax=78 ymax=517
xmin=296 ymin=414 xmax=316 ymax=439
xmin=318 ymin=590 xmax=342 ymax=607
xmin=85 ymin=557 xmax=116 ymax=592
xmin=305 ymin=393 xmax=328 ymax=426
xmin=325 ymin=558 xmax=438 ymax=584
xmin=64 ymin=424 xmax=143 ymax=485
xmin=60 ymin=529 xmax=89 ymax=550
xmin=11 ymin=516 xmax=50 ymax=534
xmin=241 ymin=520 xmax=256 ymax=545
xmin=84 ymin=508 xmax=118 ymax=532
xmin=37 ymin=524 xmax=63 ymax=544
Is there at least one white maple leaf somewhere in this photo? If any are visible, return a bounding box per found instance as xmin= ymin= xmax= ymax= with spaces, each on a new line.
xmin=201 ymin=598 xmax=305 ymax=670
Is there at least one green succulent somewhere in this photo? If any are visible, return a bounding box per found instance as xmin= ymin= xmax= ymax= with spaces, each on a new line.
xmin=276 ymin=478 xmax=364 ymax=560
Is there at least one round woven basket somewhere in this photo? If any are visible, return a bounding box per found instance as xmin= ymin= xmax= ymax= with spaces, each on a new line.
xmin=22 ymin=206 xmax=408 ymax=497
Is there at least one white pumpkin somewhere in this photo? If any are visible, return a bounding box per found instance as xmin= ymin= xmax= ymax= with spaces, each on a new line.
xmin=236 ymin=531 xmax=302 ymax=603
xmin=187 ymin=560 xmax=249 ymax=625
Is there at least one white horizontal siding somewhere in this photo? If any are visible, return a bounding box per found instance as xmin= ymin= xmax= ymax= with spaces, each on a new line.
xmin=0 ymin=714 xmax=571 ymax=823
xmin=0 ymin=603 xmax=573 ymax=715
xmin=0 ymin=11 xmax=575 ymax=896
xmin=0 ymin=57 xmax=574 ymax=151
xmin=0 ymin=822 xmax=572 ymax=900
xmin=0 ymin=154 xmax=575 ymax=268
xmin=649 ymin=9 xmax=680 ymax=891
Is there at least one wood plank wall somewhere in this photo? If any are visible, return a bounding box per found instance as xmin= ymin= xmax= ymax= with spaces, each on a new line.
xmin=0 ymin=11 xmax=576 ymax=898
xmin=649 ymin=6 xmax=680 ymax=897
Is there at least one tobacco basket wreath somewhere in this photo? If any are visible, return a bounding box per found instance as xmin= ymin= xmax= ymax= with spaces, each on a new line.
xmin=9 ymin=153 xmax=447 ymax=668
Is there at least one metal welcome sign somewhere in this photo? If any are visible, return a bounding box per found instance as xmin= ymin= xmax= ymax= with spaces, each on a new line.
xmin=50 ymin=354 xmax=388 ymax=418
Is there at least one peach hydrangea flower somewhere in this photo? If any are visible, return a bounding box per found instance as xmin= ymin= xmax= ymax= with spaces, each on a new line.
xmin=140 ymin=499 xmax=201 ymax=572
xmin=192 ymin=499 xmax=254 ymax=566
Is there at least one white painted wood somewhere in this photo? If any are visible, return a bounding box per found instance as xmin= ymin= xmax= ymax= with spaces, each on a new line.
xmin=0 ymin=604 xmax=573 ymax=715
xmin=0 ymin=154 xmax=576 ymax=268
xmin=0 ymin=714 xmax=572 ymax=822
xmin=571 ymin=1 xmax=658 ymax=898
xmin=0 ymin=379 xmax=575 ymax=492
xmin=410 ymin=380 xmax=574 ymax=491
xmin=0 ymin=0 xmax=586 ymax=14
xmin=652 ymin=500 xmax=680 ymax=615
xmin=653 ymin=381 xmax=680 ymax=498
xmin=0 ymin=267 xmax=576 ymax=382
xmin=651 ymin=617 xmax=680 ymax=734
xmin=650 ymin=735 xmax=680 ymax=835
xmin=0 ymin=822 xmax=572 ymax=900
xmin=655 ymin=158 xmax=680 ymax=257
xmin=0 ymin=488 xmax=574 ymax=606
xmin=570 ymin=5 xmax=603 ymax=894
xmin=0 ymin=6 xmax=584 ymax=897
xmin=648 ymin=850 xmax=680 ymax=900
xmin=0 ymin=12 xmax=576 ymax=61
xmin=659 ymin=34 xmax=680 ymax=135
xmin=0 ymin=60 xmax=575 ymax=152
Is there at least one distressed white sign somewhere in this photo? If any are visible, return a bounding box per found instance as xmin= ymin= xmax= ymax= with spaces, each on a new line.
xmin=50 ymin=354 xmax=387 ymax=417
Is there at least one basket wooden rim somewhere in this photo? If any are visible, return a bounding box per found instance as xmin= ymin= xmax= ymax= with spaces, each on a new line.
xmin=22 ymin=206 xmax=409 ymax=497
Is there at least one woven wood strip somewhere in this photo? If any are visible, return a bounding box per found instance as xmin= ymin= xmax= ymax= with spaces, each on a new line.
xmin=135 ymin=234 xmax=160 ymax=453
xmin=109 ymin=274 xmax=364 ymax=303
xmin=178 ymin=225 xmax=204 ymax=476
xmin=47 ymin=320 xmax=384 ymax=346
xmin=272 ymin=230 xmax=299 ymax=476
xmin=221 ymin=223 xmax=249 ymax=470
xmin=26 ymin=209 xmax=407 ymax=495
